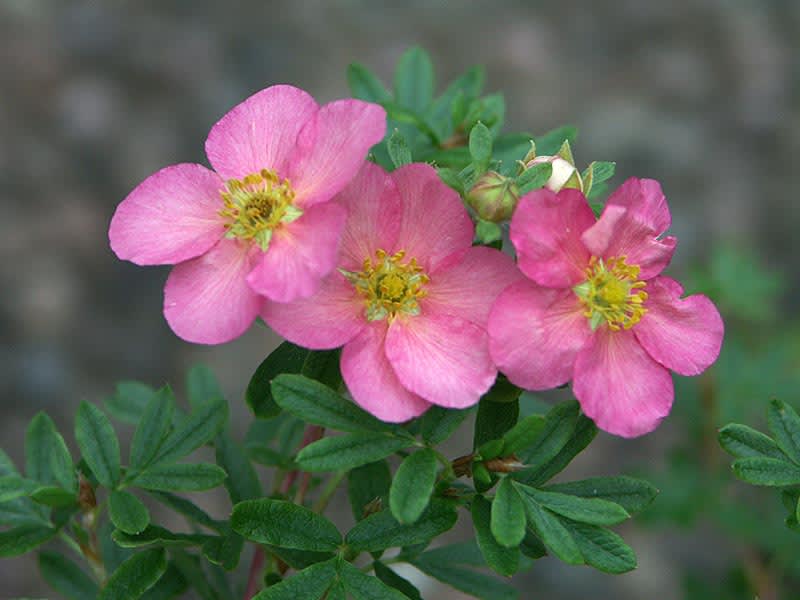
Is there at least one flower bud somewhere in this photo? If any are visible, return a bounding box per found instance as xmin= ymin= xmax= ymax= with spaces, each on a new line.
xmin=465 ymin=171 xmax=520 ymax=222
xmin=525 ymin=155 xmax=583 ymax=193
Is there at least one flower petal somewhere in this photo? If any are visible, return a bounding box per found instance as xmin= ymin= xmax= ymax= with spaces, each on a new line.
xmin=287 ymin=99 xmax=387 ymax=208
xmin=341 ymin=324 xmax=431 ymax=422
xmin=335 ymin=162 xmax=401 ymax=271
xmin=573 ymin=328 xmax=674 ymax=438
xmin=109 ymin=164 xmax=225 ymax=265
xmin=510 ymin=188 xmax=596 ymax=288
xmin=488 ymin=280 xmax=590 ymax=390
xmin=246 ymin=201 xmax=347 ymax=302
xmin=634 ymin=276 xmax=724 ymax=376
xmin=261 ymin=271 xmax=365 ymax=350
xmin=205 ymin=85 xmax=319 ymax=180
xmin=581 ymin=178 xmax=677 ymax=280
xmin=391 ymin=163 xmax=474 ymax=272
xmin=423 ymin=246 xmax=523 ymax=326
xmin=163 ymin=239 xmax=262 ymax=344
xmin=385 ymin=313 xmax=496 ymax=409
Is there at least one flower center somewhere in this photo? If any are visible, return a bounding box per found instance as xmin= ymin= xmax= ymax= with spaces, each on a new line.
xmin=219 ymin=169 xmax=302 ymax=251
xmin=573 ymin=256 xmax=648 ymax=331
xmin=341 ymin=249 xmax=429 ymax=322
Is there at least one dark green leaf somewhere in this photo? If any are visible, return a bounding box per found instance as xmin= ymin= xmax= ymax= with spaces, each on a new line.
xmin=131 ymin=463 xmax=227 ymax=492
xmin=297 ymin=433 xmax=411 ymax=472
xmin=474 ymin=397 xmax=519 ymax=449
xmin=169 ymin=549 xmax=220 ymax=600
xmin=420 ymin=406 xmax=472 ymax=445
xmin=768 ymin=399 xmax=800 ymax=464
xmin=732 ymin=456 xmax=800 ymax=486
xmin=411 ymin=556 xmax=518 ymax=600
xmin=519 ymin=530 xmax=547 ymax=559
xmin=468 ymin=122 xmax=492 ymax=165
xmin=0 ymin=476 xmax=38 ymax=503
xmin=415 ymin=541 xmax=485 ymax=566
xmin=202 ymin=531 xmax=244 ymax=571
xmin=39 ymin=551 xmax=99 ymax=600
xmin=186 ymin=364 xmax=224 ymax=408
xmin=232 ymin=498 xmax=342 ymax=551
xmin=339 ymin=560 xmax=408 ymax=599
xmin=518 ymin=489 xmax=582 ymax=564
xmin=387 ymin=130 xmax=412 ymax=168
xmin=326 ymin=580 xmax=347 ymax=600
xmin=514 ymin=401 xmax=581 ymax=484
xmin=349 ymin=460 xmax=392 ymax=521
xmin=26 ymin=412 xmax=76 ymax=492
xmin=253 ymin=558 xmax=337 ymax=600
xmin=152 ymin=399 xmax=227 ymax=465
xmin=517 ymin=486 xmax=629 ymax=526
xmin=491 ymin=478 xmax=526 ymax=547
xmin=148 ymin=491 xmax=222 ymax=532
xmin=517 ymin=162 xmax=553 ymax=194
xmin=394 ymin=46 xmax=434 ymax=113
xmin=472 ymin=495 xmax=519 ymax=576
xmin=719 ymin=423 xmax=785 ymax=460
xmin=266 ymin=545 xmax=334 ymax=571
xmin=110 ymin=490 xmax=150 ymax=534
xmin=390 ymin=449 xmax=437 ymax=524
xmin=99 ymin=548 xmax=167 ymax=600
xmin=347 ymin=63 xmax=392 ymax=103
xmin=140 ymin=562 xmax=188 ymax=600
xmin=545 ymin=476 xmax=658 ymax=514
xmin=111 ymin=525 xmax=210 ymax=548
xmin=502 ymin=415 xmax=546 ymax=455
xmin=30 ymin=485 xmax=77 ymax=507
xmin=215 ymin=433 xmax=261 ymax=504
xmin=75 ymin=401 xmax=121 ymax=488
xmin=562 ymin=521 xmax=636 ymax=574
xmin=246 ymin=444 xmax=291 ymax=468
xmin=534 ymin=126 xmax=577 ymax=156
xmin=524 ymin=414 xmax=597 ymax=485
xmin=428 ymin=65 xmax=485 ymax=140
xmin=373 ymin=561 xmax=422 ymax=600
xmin=0 ymin=524 xmax=55 ymax=557
xmin=346 ymin=500 xmax=457 ymax=553
xmin=130 ymin=388 xmax=175 ymax=472
xmin=105 ymin=381 xmax=155 ymax=424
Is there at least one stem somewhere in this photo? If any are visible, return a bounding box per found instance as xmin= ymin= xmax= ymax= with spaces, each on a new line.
xmin=243 ymin=547 xmax=266 ymax=600
xmin=311 ymin=471 xmax=347 ymax=514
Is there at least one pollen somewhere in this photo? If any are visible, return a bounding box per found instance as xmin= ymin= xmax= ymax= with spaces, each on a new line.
xmin=219 ymin=169 xmax=302 ymax=251
xmin=341 ymin=249 xmax=430 ymax=322
xmin=573 ymin=256 xmax=648 ymax=331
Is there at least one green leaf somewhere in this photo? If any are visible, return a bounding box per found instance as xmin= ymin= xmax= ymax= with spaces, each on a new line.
xmin=562 ymin=521 xmax=636 ymax=574
xmin=768 ymin=399 xmax=800 ymax=464
xmin=471 ymin=495 xmax=519 ymax=576
xmin=232 ymin=498 xmax=342 ymax=552
xmin=373 ymin=561 xmax=422 ymax=600
xmin=130 ymin=387 xmax=175 ymax=472
xmin=0 ymin=524 xmax=55 ymax=557
xmin=348 ymin=460 xmax=392 ymax=521
xmin=75 ymin=401 xmax=121 ymax=489
xmin=347 ymin=63 xmax=392 ymax=103
xmin=428 ymin=65 xmax=485 ymax=140
xmin=140 ymin=563 xmax=188 ymax=600
xmin=131 ymin=463 xmax=227 ymax=492
xmin=501 ymin=415 xmax=546 ymax=455
xmin=272 ymin=374 xmax=393 ymax=434
xmin=297 ymin=433 xmax=411 ymax=472
xmin=39 ymin=551 xmax=99 ymax=600
xmin=534 ymin=125 xmax=577 ymax=156
xmin=25 ymin=412 xmax=76 ymax=492
xmin=517 ymin=162 xmax=553 ymax=194
xmin=718 ymin=423 xmax=786 ymax=460
xmin=474 ymin=397 xmax=519 ymax=449
xmin=186 ymin=364 xmax=224 ymax=408
xmin=517 ymin=488 xmax=582 ymax=564
xmin=105 ymin=381 xmax=155 ymax=424
xmin=202 ymin=531 xmax=244 ymax=571
xmin=30 ymin=485 xmax=77 ymax=507
xmin=390 ymin=449 xmax=438 ymax=524
xmin=215 ymin=433 xmax=261 ymax=503
xmin=420 ymin=406 xmax=471 ymax=445
xmin=110 ymin=490 xmax=150 ymax=534
xmin=266 ymin=545 xmax=334 ymax=571
xmin=346 ymin=500 xmax=457 ymax=553
xmin=545 ymin=476 xmax=658 ymax=515
xmin=394 ymin=46 xmax=434 ymax=113
xmin=412 ymin=550 xmax=518 ymax=600
xmin=525 ymin=414 xmax=597 ymax=486
xmin=586 ymin=161 xmax=615 ymax=185
xmin=0 ymin=476 xmax=39 ymax=503
xmin=152 ymin=399 xmax=227 ymax=465
xmin=519 ymin=529 xmax=547 ymax=559
xmin=491 ymin=478 xmax=526 ymax=547
xmin=338 ymin=560 xmax=408 ymax=599
xmin=516 ymin=486 xmax=629 ymax=526
xmin=732 ymin=456 xmax=800 ymax=486
xmin=252 ymin=558 xmax=337 ymax=600
xmin=148 ymin=491 xmax=222 ymax=532
xmin=111 ymin=525 xmax=210 ymax=548
xmin=169 ymin=549 xmax=220 ymax=600
xmin=387 ymin=129 xmax=412 ymax=168
xmin=468 ymin=122 xmax=492 ymax=166
xmin=99 ymin=548 xmax=168 ymax=600
xmin=514 ymin=401 xmax=581 ymax=484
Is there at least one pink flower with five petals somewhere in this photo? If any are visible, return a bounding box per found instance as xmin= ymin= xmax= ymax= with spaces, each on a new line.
xmin=488 ymin=178 xmax=724 ymax=437
xmin=109 ymin=85 xmax=386 ymax=344
xmin=263 ymin=162 xmax=523 ymax=422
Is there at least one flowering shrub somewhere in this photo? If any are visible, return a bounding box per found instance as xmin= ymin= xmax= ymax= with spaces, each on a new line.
xmin=2 ymin=47 xmax=753 ymax=600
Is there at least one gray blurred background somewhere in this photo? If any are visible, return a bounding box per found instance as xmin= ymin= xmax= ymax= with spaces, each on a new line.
xmin=1 ymin=0 xmax=798 ymax=598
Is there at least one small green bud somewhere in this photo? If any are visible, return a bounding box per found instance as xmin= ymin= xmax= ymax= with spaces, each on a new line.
xmin=465 ymin=171 xmax=520 ymax=222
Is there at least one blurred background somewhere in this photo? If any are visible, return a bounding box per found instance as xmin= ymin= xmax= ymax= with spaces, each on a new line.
xmin=1 ymin=0 xmax=798 ymax=598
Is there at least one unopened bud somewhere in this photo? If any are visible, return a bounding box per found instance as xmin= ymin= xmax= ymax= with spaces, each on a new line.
xmin=465 ymin=171 xmax=520 ymax=222
xmin=525 ymin=155 xmax=583 ymax=193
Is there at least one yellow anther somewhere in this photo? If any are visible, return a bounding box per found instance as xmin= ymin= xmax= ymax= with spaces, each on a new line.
xmin=573 ymin=256 xmax=648 ymax=331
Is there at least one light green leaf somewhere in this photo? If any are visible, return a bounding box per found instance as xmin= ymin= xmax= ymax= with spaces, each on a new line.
xmin=468 ymin=122 xmax=492 ymax=166
xmin=411 ymin=546 xmax=518 ymax=600
xmin=152 ymin=399 xmax=227 ymax=465
xmin=252 ymin=558 xmax=337 ymax=600
xmin=148 ymin=491 xmax=222 ymax=532
xmin=390 ymin=449 xmax=438 ymax=524
xmin=99 ymin=548 xmax=167 ymax=600
xmin=472 ymin=495 xmax=519 ymax=576
xmin=231 ymin=498 xmax=342 ymax=552
xmin=394 ymin=46 xmax=434 ymax=113
xmin=347 ymin=63 xmax=392 ymax=103
xmin=517 ymin=486 xmax=629 ymax=526
xmin=491 ymin=478 xmax=526 ymax=547
xmin=732 ymin=456 xmax=800 ymax=486
xmin=297 ymin=433 xmax=411 ymax=472
xmin=131 ymin=463 xmax=227 ymax=492
xmin=186 ymin=364 xmax=224 ymax=408
xmin=130 ymin=388 xmax=175 ymax=472
xmin=387 ymin=130 xmax=412 ymax=168
xmin=346 ymin=500 xmax=457 ymax=553
xmin=109 ymin=490 xmax=150 ymax=535
xmin=585 ymin=161 xmax=615 ymax=185
xmin=111 ymin=525 xmax=210 ymax=549
xmin=718 ymin=423 xmax=786 ymax=460
xmin=534 ymin=126 xmax=577 ymax=156
xmin=75 ymin=401 xmax=121 ymax=488
xmin=768 ymin=399 xmax=800 ymax=464
xmin=524 ymin=414 xmax=597 ymax=486
xmin=25 ymin=412 xmax=76 ymax=492
xmin=0 ymin=524 xmax=55 ymax=557
xmin=39 ymin=551 xmax=99 ymax=600
xmin=545 ymin=476 xmax=658 ymax=515
xmin=562 ymin=521 xmax=636 ymax=574
xmin=202 ymin=531 xmax=244 ymax=571
xmin=348 ymin=460 xmax=392 ymax=521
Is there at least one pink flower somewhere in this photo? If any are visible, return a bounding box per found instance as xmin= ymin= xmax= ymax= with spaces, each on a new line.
xmin=109 ymin=85 xmax=386 ymax=344
xmin=488 ymin=178 xmax=724 ymax=437
xmin=262 ymin=162 xmax=523 ymax=422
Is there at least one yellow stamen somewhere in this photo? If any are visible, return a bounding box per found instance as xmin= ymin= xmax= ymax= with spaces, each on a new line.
xmin=219 ymin=169 xmax=302 ymax=251
xmin=573 ymin=256 xmax=647 ymax=331
xmin=341 ymin=249 xmax=429 ymax=321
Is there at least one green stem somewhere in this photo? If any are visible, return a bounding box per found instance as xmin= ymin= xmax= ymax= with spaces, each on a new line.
xmin=312 ymin=471 xmax=347 ymax=514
